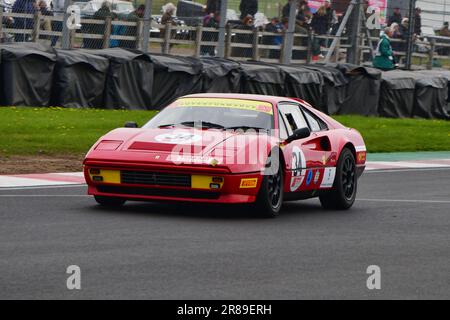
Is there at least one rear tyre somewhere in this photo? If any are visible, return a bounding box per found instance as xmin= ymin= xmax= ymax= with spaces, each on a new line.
xmin=94 ymin=195 xmax=126 ymax=207
xmin=255 ymin=155 xmax=284 ymax=218
xmin=319 ymin=148 xmax=357 ymax=210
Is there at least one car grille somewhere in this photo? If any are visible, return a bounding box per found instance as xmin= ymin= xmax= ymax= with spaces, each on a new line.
xmin=97 ymin=186 xmax=220 ymax=200
xmin=120 ymin=170 xmax=191 ymax=187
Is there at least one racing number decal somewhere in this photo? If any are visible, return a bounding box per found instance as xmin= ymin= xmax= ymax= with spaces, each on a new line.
xmin=290 ymin=146 xmax=306 ymax=192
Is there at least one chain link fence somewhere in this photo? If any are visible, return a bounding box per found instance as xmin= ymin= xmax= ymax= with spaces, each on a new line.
xmin=1 ymin=0 xmax=450 ymax=69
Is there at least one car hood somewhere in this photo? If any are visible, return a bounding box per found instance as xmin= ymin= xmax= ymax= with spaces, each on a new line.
xmin=86 ymin=128 xmax=276 ymax=172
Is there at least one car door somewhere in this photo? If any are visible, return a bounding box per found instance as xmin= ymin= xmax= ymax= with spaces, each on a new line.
xmin=278 ymin=103 xmax=331 ymax=193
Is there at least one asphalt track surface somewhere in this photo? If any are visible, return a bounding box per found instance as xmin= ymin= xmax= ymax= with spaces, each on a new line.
xmin=1 ymin=168 xmax=449 ymax=299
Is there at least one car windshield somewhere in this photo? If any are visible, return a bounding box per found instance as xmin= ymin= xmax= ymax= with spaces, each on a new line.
xmin=144 ymin=98 xmax=274 ymax=132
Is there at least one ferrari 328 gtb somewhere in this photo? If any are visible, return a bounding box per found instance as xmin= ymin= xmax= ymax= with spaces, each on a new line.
xmin=84 ymin=94 xmax=366 ymax=217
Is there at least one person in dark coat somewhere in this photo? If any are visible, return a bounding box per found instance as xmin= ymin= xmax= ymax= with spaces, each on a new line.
xmin=239 ymin=0 xmax=258 ymax=20
xmin=12 ymin=0 xmax=37 ymax=42
xmin=125 ymin=5 xmax=145 ymax=48
xmin=414 ymin=7 xmax=422 ymax=36
xmin=87 ymin=1 xmax=112 ymax=49
xmin=388 ymin=7 xmax=402 ymax=26
xmin=206 ymin=0 xmax=221 ymax=15
xmin=282 ymin=0 xmax=293 ymax=19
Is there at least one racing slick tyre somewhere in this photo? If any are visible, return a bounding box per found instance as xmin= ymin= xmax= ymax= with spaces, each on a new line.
xmin=94 ymin=196 xmax=126 ymax=207
xmin=255 ymin=155 xmax=284 ymax=218
xmin=319 ymin=148 xmax=357 ymax=210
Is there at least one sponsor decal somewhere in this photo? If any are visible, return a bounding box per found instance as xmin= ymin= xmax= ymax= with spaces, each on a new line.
xmin=322 ymin=155 xmax=327 ymax=165
xmin=314 ymin=170 xmax=320 ymax=184
xmin=240 ymin=178 xmax=258 ymax=188
xmin=355 ymin=145 xmax=367 ymax=152
xmin=306 ymin=170 xmax=313 ymax=186
xmin=320 ymin=167 xmax=336 ymax=188
xmin=168 ymin=154 xmax=217 ymax=165
xmin=175 ymin=98 xmax=274 ymax=115
xmin=290 ymin=146 xmax=306 ymax=191
xmin=155 ymin=132 xmax=202 ymax=145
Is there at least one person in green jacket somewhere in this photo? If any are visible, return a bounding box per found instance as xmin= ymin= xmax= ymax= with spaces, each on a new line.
xmin=373 ymin=27 xmax=395 ymax=71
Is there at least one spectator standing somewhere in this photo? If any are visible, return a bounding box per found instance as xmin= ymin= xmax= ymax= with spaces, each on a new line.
xmin=38 ymin=0 xmax=53 ymax=41
xmin=160 ymin=3 xmax=177 ymax=53
xmin=399 ymin=17 xmax=410 ymax=52
xmin=263 ymin=17 xmax=283 ymax=59
xmin=439 ymin=22 xmax=450 ymax=55
xmin=414 ymin=7 xmax=422 ymax=36
xmin=205 ymin=0 xmax=221 ymax=15
xmin=373 ymin=27 xmax=395 ymax=71
xmin=89 ymin=1 xmax=112 ymax=49
xmin=324 ymin=0 xmax=337 ymax=32
xmin=233 ymin=15 xmax=254 ymax=57
xmin=51 ymin=0 xmax=64 ymax=46
xmin=201 ymin=11 xmax=220 ymax=56
xmin=297 ymin=1 xmax=311 ymax=25
xmin=282 ymin=0 xmax=292 ymax=19
xmin=390 ymin=22 xmax=402 ymax=51
xmin=126 ymin=5 xmax=145 ymax=48
xmin=388 ymin=7 xmax=402 ymax=26
xmin=311 ymin=5 xmax=328 ymax=58
xmin=440 ymin=22 xmax=450 ymax=37
xmin=110 ymin=13 xmax=126 ymax=48
xmin=239 ymin=0 xmax=258 ymax=20
xmin=12 ymin=0 xmax=37 ymax=42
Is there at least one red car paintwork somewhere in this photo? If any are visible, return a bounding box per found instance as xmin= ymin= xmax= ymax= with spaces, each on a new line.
xmin=84 ymin=94 xmax=366 ymax=204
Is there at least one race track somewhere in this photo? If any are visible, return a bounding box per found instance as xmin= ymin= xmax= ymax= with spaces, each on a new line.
xmin=1 ymin=168 xmax=449 ymax=299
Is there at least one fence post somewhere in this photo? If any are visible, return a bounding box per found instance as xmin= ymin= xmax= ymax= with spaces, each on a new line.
xmin=306 ymin=30 xmax=313 ymax=64
xmin=136 ymin=19 xmax=144 ymax=50
xmin=0 ymin=8 xmax=4 ymax=36
xmin=61 ymin=0 xmax=72 ymax=49
xmin=334 ymin=37 xmax=341 ymax=62
xmin=405 ymin=0 xmax=417 ymax=70
xmin=427 ymin=38 xmax=436 ymax=70
xmin=69 ymin=29 xmax=76 ymax=49
xmin=194 ymin=24 xmax=203 ymax=58
xmin=282 ymin=0 xmax=298 ymax=64
xmin=347 ymin=0 xmax=361 ymax=64
xmin=217 ymin=0 xmax=228 ymax=58
xmin=141 ymin=0 xmax=153 ymax=53
xmin=102 ymin=16 xmax=112 ymax=49
xmin=252 ymin=28 xmax=260 ymax=61
xmin=163 ymin=23 xmax=171 ymax=54
xmin=32 ymin=11 xmax=41 ymax=42
xmin=225 ymin=23 xmax=232 ymax=59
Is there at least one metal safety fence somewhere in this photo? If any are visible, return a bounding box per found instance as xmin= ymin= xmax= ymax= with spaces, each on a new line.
xmin=1 ymin=0 xmax=450 ymax=69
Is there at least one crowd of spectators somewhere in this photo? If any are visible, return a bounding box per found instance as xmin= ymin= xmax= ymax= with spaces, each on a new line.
xmin=201 ymin=0 xmax=339 ymax=58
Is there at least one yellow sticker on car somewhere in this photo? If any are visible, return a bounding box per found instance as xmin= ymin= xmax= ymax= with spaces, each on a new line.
xmin=240 ymin=178 xmax=258 ymax=188
xmin=176 ymin=98 xmax=273 ymax=115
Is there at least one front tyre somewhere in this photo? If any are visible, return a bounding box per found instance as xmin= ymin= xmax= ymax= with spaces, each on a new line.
xmin=255 ymin=157 xmax=284 ymax=218
xmin=319 ymin=148 xmax=357 ymax=210
xmin=94 ymin=195 xmax=126 ymax=207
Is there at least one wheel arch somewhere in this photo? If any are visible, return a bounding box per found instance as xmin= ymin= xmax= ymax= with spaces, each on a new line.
xmin=341 ymin=142 xmax=356 ymax=160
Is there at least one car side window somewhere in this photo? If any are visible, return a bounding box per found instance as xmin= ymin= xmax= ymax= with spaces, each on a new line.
xmin=302 ymin=108 xmax=329 ymax=132
xmin=278 ymin=104 xmax=309 ymax=135
xmin=278 ymin=111 xmax=289 ymax=140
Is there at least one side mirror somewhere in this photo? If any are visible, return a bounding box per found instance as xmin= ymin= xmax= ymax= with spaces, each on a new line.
xmin=285 ymin=127 xmax=311 ymax=144
xmin=124 ymin=121 xmax=138 ymax=128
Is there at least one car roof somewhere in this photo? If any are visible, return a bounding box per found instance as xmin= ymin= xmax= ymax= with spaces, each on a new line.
xmin=182 ymin=93 xmax=298 ymax=105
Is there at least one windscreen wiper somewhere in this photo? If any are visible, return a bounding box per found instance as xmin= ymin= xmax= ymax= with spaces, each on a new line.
xmin=180 ymin=121 xmax=225 ymax=130
xmin=226 ymin=126 xmax=269 ymax=132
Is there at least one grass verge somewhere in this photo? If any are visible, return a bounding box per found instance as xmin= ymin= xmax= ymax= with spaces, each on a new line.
xmin=0 ymin=108 xmax=449 ymax=157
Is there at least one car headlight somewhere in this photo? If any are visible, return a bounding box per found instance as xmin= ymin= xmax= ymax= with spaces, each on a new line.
xmin=95 ymin=140 xmax=123 ymax=151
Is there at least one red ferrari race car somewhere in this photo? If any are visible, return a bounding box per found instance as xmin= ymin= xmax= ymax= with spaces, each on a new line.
xmin=84 ymin=94 xmax=367 ymax=217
